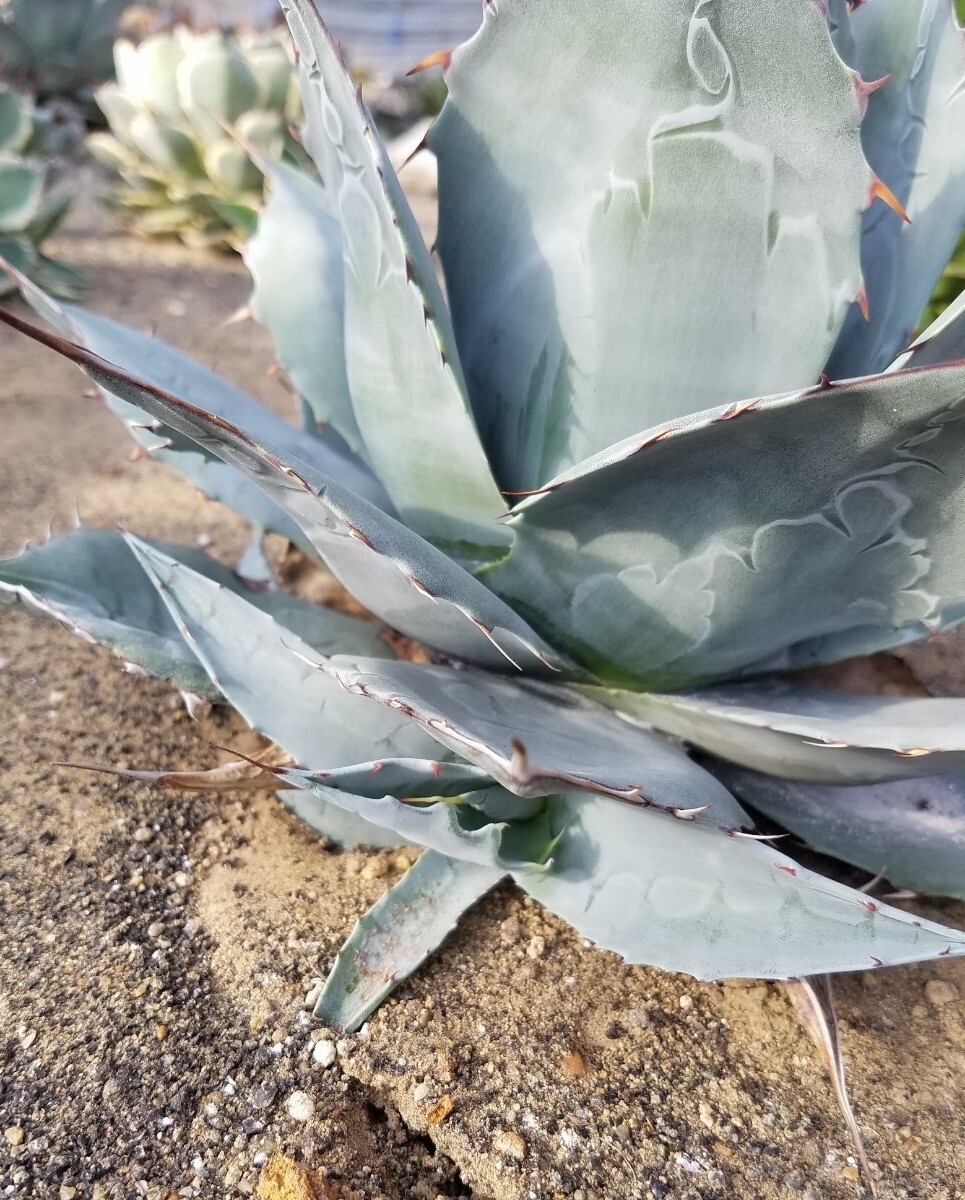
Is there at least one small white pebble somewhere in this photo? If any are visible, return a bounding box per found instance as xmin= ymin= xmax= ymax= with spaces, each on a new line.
xmin=303 ymin=979 xmax=323 ymax=1010
xmin=678 ymin=994 xmax=693 ymax=1011
xmin=412 ymin=1082 xmax=432 ymax=1104
xmin=312 ymin=1039 xmax=336 ymax=1069
xmin=286 ymin=1090 xmax=314 ymax=1122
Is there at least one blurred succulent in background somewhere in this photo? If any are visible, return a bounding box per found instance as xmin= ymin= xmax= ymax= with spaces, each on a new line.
xmin=88 ymin=26 xmax=307 ymax=249
xmin=0 ymin=84 xmax=83 ymax=298
xmin=0 ymin=0 xmax=126 ymax=108
xmin=6 ymin=0 xmax=965 ymax=1082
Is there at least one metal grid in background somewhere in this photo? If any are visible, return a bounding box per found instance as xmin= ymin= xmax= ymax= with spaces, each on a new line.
xmin=176 ymin=0 xmax=482 ymax=78
xmin=319 ymin=0 xmax=483 ymax=77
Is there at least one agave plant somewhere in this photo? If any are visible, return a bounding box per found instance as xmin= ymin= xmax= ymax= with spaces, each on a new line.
xmin=0 ymin=0 xmax=126 ymax=105
xmin=0 ymin=83 xmax=83 ymax=299
xmin=88 ymin=26 xmax=307 ymax=249
xmin=5 ymin=0 xmax=965 ymax=1042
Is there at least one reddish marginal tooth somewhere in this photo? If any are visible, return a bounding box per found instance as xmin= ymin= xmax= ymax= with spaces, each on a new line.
xmin=718 ymin=399 xmax=759 ymax=422
xmin=869 ymin=956 xmax=883 ymax=968
xmin=895 ymin=747 xmax=934 ymax=758
xmin=818 ymin=372 xmax=833 ymax=390
xmin=370 ymin=762 xmax=384 ymax=774
xmin=405 ymin=571 xmax=436 ymax=601
xmin=852 ymin=70 xmax=890 ymax=114
xmin=633 ymin=428 xmax=675 ymax=454
xmin=534 ymin=650 xmax=562 ymax=673
xmin=857 ymin=284 xmax=870 ymax=322
xmin=469 ymin=617 xmax=522 ymax=669
xmin=406 ymin=49 xmax=452 ymax=76
xmin=345 ymin=522 xmax=376 ymax=549
xmin=859 ymin=899 xmax=878 ymax=913
xmin=869 ymin=175 xmax=910 ymax=223
xmin=431 ymin=762 xmax=442 ymax=777
xmin=776 ymin=864 xmax=798 ymax=877
xmin=671 ymin=804 xmax=711 ymax=821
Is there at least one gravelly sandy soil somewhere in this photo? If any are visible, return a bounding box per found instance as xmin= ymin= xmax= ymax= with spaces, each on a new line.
xmin=2 ymin=176 xmax=965 ymax=1200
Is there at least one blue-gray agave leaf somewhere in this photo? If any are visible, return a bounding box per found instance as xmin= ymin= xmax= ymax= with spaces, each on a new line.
xmin=319 ymin=657 xmax=750 ymax=829
xmin=0 ymin=527 xmax=371 ymax=698
xmin=279 ymin=0 xmax=510 ymax=558
xmin=515 ymin=792 xmax=965 ymax=978
xmin=826 ymin=0 xmax=965 ymax=379
xmin=889 ymin=290 xmax=965 ymax=373
xmin=431 ymin=0 xmax=869 ymax=491
xmin=612 ymin=681 xmax=965 ymax=784
xmin=125 ymin=534 xmax=440 ymax=766
xmin=316 ymin=851 xmax=505 ymax=1033
xmin=245 ymin=160 xmax=363 ymax=456
xmin=489 ymin=364 xmax=965 ymax=689
xmin=0 ymin=308 xmax=567 ymax=675
xmin=706 ymin=759 xmax=965 ymax=901
xmin=273 ymin=771 xmax=538 ymax=871
xmin=14 ymin=271 xmax=390 ymax=531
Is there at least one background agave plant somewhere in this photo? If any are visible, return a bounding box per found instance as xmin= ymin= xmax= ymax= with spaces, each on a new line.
xmin=88 ymin=26 xmax=308 ymax=248
xmin=4 ymin=0 xmax=965 ymax=1043
xmin=0 ymin=83 xmax=83 ymax=299
xmin=0 ymin=0 xmax=127 ymax=107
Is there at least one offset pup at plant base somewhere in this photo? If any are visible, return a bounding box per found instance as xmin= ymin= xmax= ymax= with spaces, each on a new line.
xmin=4 ymin=0 xmax=965 ymax=1043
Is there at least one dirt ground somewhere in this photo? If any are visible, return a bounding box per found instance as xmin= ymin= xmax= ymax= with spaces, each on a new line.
xmin=3 ymin=176 xmax=965 ymax=1200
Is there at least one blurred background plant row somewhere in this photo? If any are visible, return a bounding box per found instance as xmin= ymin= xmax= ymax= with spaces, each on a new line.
xmin=2 ymin=0 xmax=964 ymax=334
xmin=0 ymin=0 xmax=462 ymax=286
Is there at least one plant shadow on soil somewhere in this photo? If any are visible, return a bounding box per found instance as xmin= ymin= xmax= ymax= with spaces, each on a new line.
xmin=1 ymin=170 xmax=965 ymax=1200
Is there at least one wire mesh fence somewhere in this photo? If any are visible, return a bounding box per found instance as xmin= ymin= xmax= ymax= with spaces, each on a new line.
xmin=169 ymin=0 xmax=483 ymax=78
xmin=319 ymin=0 xmax=482 ymax=76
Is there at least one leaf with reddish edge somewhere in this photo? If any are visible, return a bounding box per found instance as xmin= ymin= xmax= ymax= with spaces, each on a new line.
xmin=487 ymin=361 xmax=965 ymax=689
xmin=0 ymin=305 xmax=571 ymax=677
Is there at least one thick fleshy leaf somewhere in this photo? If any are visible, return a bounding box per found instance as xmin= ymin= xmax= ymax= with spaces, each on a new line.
xmin=273 ymin=770 xmax=531 ymax=869
xmin=889 ymin=292 xmax=965 ymax=373
xmin=246 ymin=161 xmax=362 ymax=455
xmin=489 ymin=364 xmax=965 ymax=689
xmin=316 ymin=851 xmax=504 ymax=1033
xmin=826 ymin=0 xmax=965 ymax=378
xmin=432 ymin=0 xmax=869 ymax=491
xmin=62 ymin=755 xmax=493 ymax=802
xmin=0 ymin=527 xmax=377 ymax=697
xmin=11 ymin=273 xmax=391 ymax=536
xmin=516 ymin=792 xmax=965 ymax=978
xmin=319 ymin=657 xmax=750 ymax=828
xmin=124 ymin=534 xmax=440 ymax=766
xmin=0 ymin=305 xmax=568 ymax=675
xmin=280 ymin=0 xmax=509 ymax=558
xmin=282 ymin=794 xmax=412 ymax=849
xmin=611 ymin=682 xmax=965 ymax=784
xmin=707 ymin=759 xmax=965 ymax=901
